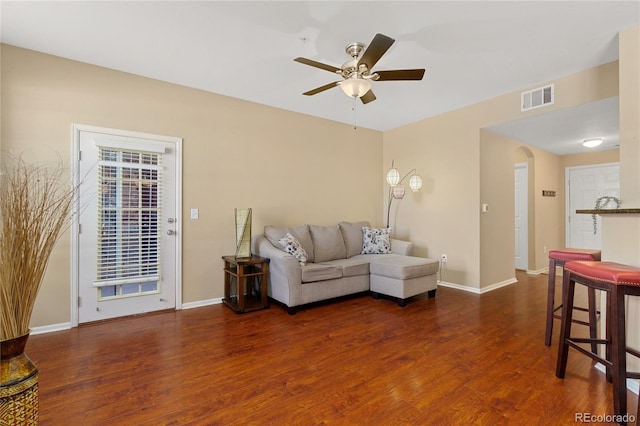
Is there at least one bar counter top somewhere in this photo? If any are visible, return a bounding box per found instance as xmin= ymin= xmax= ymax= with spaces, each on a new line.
xmin=576 ymin=208 xmax=640 ymax=214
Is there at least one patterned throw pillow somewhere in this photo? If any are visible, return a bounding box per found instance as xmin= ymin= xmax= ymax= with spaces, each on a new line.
xmin=361 ymin=226 xmax=391 ymax=254
xmin=278 ymin=233 xmax=308 ymax=266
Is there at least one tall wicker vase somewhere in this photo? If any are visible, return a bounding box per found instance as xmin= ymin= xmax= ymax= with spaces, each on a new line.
xmin=0 ymin=332 xmax=39 ymax=425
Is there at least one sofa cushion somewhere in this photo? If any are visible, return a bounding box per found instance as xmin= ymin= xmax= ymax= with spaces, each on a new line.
xmin=326 ymin=258 xmax=370 ymax=278
xmin=278 ymin=233 xmax=308 ymax=266
xmin=339 ymin=221 xmax=370 ymax=258
xmin=310 ymin=225 xmax=346 ymax=263
xmin=361 ymin=226 xmax=392 ymax=254
xmin=369 ymin=255 xmax=440 ymax=280
xmin=301 ymin=263 xmax=343 ymax=283
xmin=265 ymin=224 xmax=315 ymax=263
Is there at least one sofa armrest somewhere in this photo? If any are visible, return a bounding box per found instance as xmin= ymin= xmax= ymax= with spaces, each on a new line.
xmin=252 ymin=234 xmax=302 ymax=307
xmin=390 ymin=238 xmax=413 ymax=256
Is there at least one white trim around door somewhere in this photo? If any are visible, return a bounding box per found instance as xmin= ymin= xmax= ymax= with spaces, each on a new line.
xmin=71 ymin=124 xmax=183 ymax=327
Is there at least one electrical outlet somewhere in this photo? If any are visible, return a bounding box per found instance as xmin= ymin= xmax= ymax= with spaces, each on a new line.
xmin=441 ymin=254 xmax=447 ymax=263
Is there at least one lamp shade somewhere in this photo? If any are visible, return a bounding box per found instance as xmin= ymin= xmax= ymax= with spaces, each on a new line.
xmin=392 ymin=185 xmax=406 ymax=199
xmin=409 ymin=174 xmax=423 ymax=191
xmin=339 ymin=77 xmax=372 ymax=98
xmin=386 ymin=167 xmax=401 ymax=186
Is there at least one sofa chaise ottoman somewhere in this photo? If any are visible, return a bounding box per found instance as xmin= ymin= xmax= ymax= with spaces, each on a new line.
xmin=369 ymin=255 xmax=439 ymax=307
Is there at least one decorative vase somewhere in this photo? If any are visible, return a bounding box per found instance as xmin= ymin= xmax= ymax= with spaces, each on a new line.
xmin=0 ymin=333 xmax=39 ymax=425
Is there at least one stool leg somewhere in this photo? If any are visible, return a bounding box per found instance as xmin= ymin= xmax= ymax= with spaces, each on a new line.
xmin=588 ymin=287 xmax=598 ymax=354
xmin=556 ymin=271 xmax=575 ymax=379
xmin=606 ymin=292 xmax=613 ymax=383
xmin=610 ymin=285 xmax=627 ymax=420
xmin=545 ymin=258 xmax=557 ymax=346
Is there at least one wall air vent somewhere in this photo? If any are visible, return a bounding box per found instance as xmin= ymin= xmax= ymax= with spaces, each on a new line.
xmin=521 ymin=84 xmax=554 ymax=112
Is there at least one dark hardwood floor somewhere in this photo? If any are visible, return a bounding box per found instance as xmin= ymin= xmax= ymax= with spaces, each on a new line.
xmin=27 ymin=271 xmax=637 ymax=425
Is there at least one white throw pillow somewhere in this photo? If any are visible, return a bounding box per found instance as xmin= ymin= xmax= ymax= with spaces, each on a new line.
xmin=361 ymin=226 xmax=391 ymax=254
xmin=278 ymin=233 xmax=308 ymax=266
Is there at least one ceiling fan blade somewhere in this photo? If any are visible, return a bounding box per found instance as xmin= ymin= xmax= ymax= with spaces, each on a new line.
xmin=358 ymin=33 xmax=395 ymax=70
xmin=303 ymin=81 xmax=340 ymax=96
xmin=375 ymin=69 xmax=426 ymax=81
xmin=294 ymin=57 xmax=341 ymax=73
xmin=360 ymin=90 xmax=376 ymax=104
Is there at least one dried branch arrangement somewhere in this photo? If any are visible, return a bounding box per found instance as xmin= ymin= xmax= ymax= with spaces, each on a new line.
xmin=0 ymin=156 xmax=76 ymax=341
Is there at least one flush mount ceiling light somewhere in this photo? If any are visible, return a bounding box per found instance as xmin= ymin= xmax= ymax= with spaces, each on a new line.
xmin=583 ymin=138 xmax=603 ymax=148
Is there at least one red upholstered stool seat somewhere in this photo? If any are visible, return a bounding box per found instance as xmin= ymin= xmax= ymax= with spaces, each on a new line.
xmin=566 ymin=261 xmax=640 ymax=286
xmin=556 ymin=260 xmax=640 ymax=423
xmin=545 ymin=249 xmax=601 ymax=348
xmin=548 ymin=248 xmax=602 ymax=262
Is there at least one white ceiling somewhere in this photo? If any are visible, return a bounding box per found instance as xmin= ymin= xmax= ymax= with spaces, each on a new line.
xmin=1 ymin=1 xmax=638 ymax=154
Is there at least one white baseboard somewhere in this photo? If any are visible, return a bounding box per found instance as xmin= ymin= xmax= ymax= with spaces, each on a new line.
xmin=181 ymin=297 xmax=223 ymax=310
xmin=29 ymin=300 xmax=223 ymax=335
xmin=438 ymin=278 xmax=517 ymax=294
xmin=30 ymin=322 xmax=72 ymax=335
xmin=595 ymin=363 xmax=639 ymax=395
xmin=438 ymin=281 xmax=481 ymax=293
xmin=526 ymin=267 xmax=548 ymax=275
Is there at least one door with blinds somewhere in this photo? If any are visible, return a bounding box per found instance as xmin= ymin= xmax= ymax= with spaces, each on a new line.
xmin=74 ymin=125 xmax=181 ymax=324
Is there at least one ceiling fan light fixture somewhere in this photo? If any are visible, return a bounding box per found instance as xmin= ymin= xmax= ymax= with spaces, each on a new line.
xmin=339 ymin=77 xmax=371 ymax=98
xmin=583 ymin=138 xmax=603 ymax=148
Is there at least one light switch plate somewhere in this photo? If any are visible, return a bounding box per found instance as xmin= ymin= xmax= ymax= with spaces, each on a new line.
xmin=190 ymin=208 xmax=199 ymax=219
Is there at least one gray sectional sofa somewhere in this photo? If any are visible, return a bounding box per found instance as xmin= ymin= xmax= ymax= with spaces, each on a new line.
xmin=253 ymin=221 xmax=439 ymax=314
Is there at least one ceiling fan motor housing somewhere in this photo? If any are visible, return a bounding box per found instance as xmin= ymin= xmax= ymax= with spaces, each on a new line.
xmin=345 ymin=42 xmax=365 ymax=58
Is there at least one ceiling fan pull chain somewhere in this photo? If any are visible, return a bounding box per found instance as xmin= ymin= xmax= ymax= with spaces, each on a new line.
xmin=352 ymin=95 xmax=358 ymax=129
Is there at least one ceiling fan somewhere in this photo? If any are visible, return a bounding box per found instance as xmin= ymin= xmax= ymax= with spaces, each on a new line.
xmin=294 ymin=33 xmax=425 ymax=105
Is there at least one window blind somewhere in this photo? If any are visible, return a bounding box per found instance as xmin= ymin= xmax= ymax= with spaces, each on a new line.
xmin=94 ymin=147 xmax=163 ymax=289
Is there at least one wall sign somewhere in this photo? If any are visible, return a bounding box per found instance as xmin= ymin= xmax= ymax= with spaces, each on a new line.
xmin=542 ymin=190 xmax=556 ymax=197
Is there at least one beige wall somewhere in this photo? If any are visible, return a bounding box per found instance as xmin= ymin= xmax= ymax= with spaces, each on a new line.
xmin=479 ymin=130 xmax=517 ymax=285
xmin=619 ymin=25 xmax=640 ymax=205
xmin=1 ymin=45 xmax=383 ymax=327
xmin=385 ymin=61 xmax=619 ymax=289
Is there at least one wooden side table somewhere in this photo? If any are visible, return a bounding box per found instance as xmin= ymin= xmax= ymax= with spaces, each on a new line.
xmin=222 ymin=255 xmax=270 ymax=313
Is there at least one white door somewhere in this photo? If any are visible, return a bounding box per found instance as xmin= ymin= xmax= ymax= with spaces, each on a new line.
xmin=566 ymin=163 xmax=620 ymax=249
xmin=514 ymin=163 xmax=528 ymax=270
xmin=73 ymin=125 xmax=182 ymax=324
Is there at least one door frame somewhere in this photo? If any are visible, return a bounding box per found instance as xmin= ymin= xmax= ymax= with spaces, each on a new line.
xmin=564 ymin=162 xmax=619 ymax=248
xmin=70 ymin=123 xmax=183 ymax=327
xmin=514 ymin=162 xmax=528 ymax=270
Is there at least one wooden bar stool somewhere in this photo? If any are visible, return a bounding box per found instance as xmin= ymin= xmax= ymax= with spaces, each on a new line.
xmin=545 ymin=249 xmax=601 ymax=349
xmin=556 ymin=261 xmax=640 ymax=423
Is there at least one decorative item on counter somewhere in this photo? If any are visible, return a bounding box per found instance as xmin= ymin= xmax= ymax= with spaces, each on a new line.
xmin=592 ymin=196 xmax=621 ymax=234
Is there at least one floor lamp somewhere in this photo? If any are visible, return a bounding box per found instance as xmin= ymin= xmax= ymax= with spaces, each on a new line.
xmin=386 ymin=161 xmax=423 ymax=228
